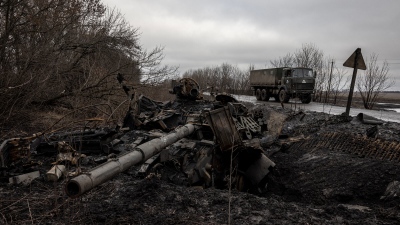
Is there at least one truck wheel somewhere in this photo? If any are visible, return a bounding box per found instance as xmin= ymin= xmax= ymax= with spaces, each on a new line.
xmin=255 ymin=89 xmax=261 ymax=100
xmin=301 ymin=94 xmax=312 ymax=104
xmin=279 ymin=89 xmax=289 ymax=103
xmin=261 ymin=89 xmax=269 ymax=101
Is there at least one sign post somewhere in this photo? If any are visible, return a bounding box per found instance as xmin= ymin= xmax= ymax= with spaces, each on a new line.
xmin=343 ymin=48 xmax=366 ymax=116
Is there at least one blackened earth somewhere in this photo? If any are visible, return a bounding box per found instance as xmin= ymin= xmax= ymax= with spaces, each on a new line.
xmin=1 ymin=104 xmax=400 ymax=224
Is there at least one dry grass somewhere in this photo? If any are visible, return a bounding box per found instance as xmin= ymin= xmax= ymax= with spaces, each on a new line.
xmin=137 ymin=83 xmax=176 ymax=102
xmin=0 ymin=83 xmax=177 ymax=139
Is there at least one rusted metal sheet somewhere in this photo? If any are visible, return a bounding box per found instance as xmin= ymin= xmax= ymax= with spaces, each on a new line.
xmin=205 ymin=107 xmax=242 ymax=151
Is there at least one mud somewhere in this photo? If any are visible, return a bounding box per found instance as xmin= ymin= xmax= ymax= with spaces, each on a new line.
xmin=1 ymin=104 xmax=400 ymax=224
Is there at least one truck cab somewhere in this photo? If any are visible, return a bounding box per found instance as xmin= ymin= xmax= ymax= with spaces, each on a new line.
xmin=280 ymin=68 xmax=315 ymax=103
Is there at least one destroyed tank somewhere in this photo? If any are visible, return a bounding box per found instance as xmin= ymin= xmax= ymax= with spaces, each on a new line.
xmin=0 ymin=75 xmax=276 ymax=199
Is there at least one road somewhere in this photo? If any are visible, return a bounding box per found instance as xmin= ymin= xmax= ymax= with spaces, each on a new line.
xmin=233 ymin=94 xmax=400 ymax=123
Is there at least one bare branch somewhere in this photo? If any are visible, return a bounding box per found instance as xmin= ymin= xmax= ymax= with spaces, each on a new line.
xmin=357 ymin=53 xmax=394 ymax=109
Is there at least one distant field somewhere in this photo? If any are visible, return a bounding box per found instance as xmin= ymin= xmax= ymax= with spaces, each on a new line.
xmin=377 ymin=92 xmax=400 ymax=102
xmin=324 ymin=92 xmax=400 ymax=110
xmin=335 ymin=92 xmax=400 ymax=103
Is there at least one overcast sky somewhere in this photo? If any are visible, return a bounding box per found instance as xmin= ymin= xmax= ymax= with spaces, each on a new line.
xmin=102 ymin=0 xmax=400 ymax=90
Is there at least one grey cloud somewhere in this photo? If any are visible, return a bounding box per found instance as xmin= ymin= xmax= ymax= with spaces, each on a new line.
xmin=103 ymin=0 xmax=400 ymax=89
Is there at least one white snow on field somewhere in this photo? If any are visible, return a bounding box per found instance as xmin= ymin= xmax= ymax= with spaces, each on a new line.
xmin=232 ymin=94 xmax=256 ymax=103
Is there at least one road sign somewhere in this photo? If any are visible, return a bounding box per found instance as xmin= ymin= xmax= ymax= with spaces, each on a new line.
xmin=344 ymin=48 xmax=367 ymax=116
xmin=343 ymin=48 xmax=366 ymax=70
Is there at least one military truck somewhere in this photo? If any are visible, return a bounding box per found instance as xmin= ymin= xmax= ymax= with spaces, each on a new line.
xmin=250 ymin=67 xmax=316 ymax=103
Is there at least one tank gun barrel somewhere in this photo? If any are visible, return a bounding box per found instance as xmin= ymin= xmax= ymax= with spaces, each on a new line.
xmin=65 ymin=124 xmax=197 ymax=198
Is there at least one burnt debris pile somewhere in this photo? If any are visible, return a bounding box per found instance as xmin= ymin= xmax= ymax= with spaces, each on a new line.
xmin=2 ymin=77 xmax=400 ymax=224
xmin=1 ymin=77 xmax=282 ymax=197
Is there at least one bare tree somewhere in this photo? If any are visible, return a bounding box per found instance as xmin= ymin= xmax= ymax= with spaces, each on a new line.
xmin=182 ymin=63 xmax=251 ymax=94
xmin=0 ymin=0 xmax=177 ymax=127
xmin=138 ymin=46 xmax=178 ymax=85
xmin=235 ymin=64 xmax=252 ymax=94
xmin=293 ymin=43 xmax=324 ymax=69
xmin=315 ymin=58 xmax=333 ymax=102
xmin=268 ymin=43 xmax=324 ymax=72
xmin=269 ymin=53 xmax=294 ymax=68
xmin=331 ymin=67 xmax=349 ymax=104
xmin=357 ymin=53 xmax=394 ymax=109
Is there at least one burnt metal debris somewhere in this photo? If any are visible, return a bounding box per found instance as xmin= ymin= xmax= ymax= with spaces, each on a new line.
xmin=1 ymin=76 xmax=281 ymax=197
xmin=169 ymin=78 xmax=202 ymax=100
xmin=0 ymin=132 xmax=42 ymax=169
xmin=292 ymin=131 xmax=400 ymax=162
xmin=357 ymin=113 xmax=384 ymax=125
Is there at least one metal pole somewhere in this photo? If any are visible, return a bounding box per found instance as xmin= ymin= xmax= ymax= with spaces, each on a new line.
xmin=65 ymin=124 xmax=197 ymax=198
xmin=345 ymin=48 xmax=361 ymax=116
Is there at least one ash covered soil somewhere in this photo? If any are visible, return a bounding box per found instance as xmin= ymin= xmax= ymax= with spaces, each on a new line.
xmin=2 ymin=104 xmax=400 ymax=224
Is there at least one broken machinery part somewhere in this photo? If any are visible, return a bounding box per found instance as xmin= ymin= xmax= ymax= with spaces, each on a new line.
xmin=169 ymin=78 xmax=202 ymax=100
